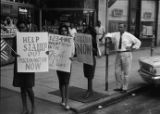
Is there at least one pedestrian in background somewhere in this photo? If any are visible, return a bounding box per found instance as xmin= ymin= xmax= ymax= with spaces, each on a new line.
xmin=69 ymin=22 xmax=77 ymax=38
xmin=105 ymin=23 xmax=141 ymax=93
xmin=57 ymin=25 xmax=75 ymax=110
xmin=26 ymin=16 xmax=38 ymax=32
xmin=12 ymin=21 xmax=35 ymax=114
xmin=95 ymin=20 xmax=105 ymax=56
xmin=83 ymin=25 xmax=98 ymax=98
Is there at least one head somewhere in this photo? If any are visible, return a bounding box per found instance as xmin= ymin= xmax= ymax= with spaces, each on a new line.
xmin=70 ymin=23 xmax=74 ymax=28
xmin=118 ymin=23 xmax=126 ymax=34
xmin=4 ymin=16 xmax=11 ymax=25
xmin=18 ymin=22 xmax=27 ymax=32
xmin=97 ymin=20 xmax=101 ymax=27
xmin=59 ymin=25 xmax=69 ymax=35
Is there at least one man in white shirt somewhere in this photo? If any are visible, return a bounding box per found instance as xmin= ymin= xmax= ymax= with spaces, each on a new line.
xmin=69 ymin=23 xmax=77 ymax=38
xmin=105 ymin=23 xmax=141 ymax=92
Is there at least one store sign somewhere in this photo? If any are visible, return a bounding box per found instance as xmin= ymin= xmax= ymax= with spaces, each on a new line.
xmin=112 ymin=9 xmax=123 ymax=17
xmin=19 ymin=8 xmax=28 ymax=13
xmin=143 ymin=12 xmax=152 ymax=20
xmin=1 ymin=27 xmax=17 ymax=38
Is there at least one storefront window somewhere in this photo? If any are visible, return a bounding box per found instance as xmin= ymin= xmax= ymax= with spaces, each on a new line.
xmin=108 ymin=0 xmax=128 ymax=32
xmin=140 ymin=0 xmax=156 ymax=38
xmin=42 ymin=10 xmax=95 ymax=33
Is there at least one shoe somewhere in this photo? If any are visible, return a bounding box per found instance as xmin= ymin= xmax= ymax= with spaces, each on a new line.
xmin=114 ymin=88 xmax=123 ymax=92
xmin=60 ymin=102 xmax=65 ymax=106
xmin=82 ymin=91 xmax=93 ymax=99
xmin=120 ymin=90 xmax=127 ymax=93
xmin=21 ymin=110 xmax=29 ymax=114
xmin=65 ymin=105 xmax=70 ymax=110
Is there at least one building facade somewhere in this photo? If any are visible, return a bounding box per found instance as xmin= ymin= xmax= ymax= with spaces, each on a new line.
xmin=98 ymin=0 xmax=160 ymax=47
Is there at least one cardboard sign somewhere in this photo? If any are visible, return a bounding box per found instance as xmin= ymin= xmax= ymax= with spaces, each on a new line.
xmin=48 ymin=33 xmax=74 ymax=72
xmin=75 ymin=33 xmax=93 ymax=65
xmin=17 ymin=32 xmax=49 ymax=72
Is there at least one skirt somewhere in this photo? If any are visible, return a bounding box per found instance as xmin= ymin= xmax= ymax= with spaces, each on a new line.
xmin=57 ymin=70 xmax=71 ymax=85
xmin=83 ymin=56 xmax=96 ymax=79
xmin=13 ymin=73 xmax=35 ymax=88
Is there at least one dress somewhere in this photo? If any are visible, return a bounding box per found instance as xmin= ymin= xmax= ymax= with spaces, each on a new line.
xmin=12 ymin=37 xmax=35 ymax=88
xmin=57 ymin=70 xmax=71 ymax=85
xmin=83 ymin=26 xmax=98 ymax=79
xmin=56 ymin=33 xmax=75 ymax=85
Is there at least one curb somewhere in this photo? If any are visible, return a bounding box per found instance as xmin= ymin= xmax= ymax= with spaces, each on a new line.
xmin=71 ymin=84 xmax=147 ymax=113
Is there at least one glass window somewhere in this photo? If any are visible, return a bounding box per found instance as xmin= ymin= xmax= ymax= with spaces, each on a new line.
xmin=140 ymin=0 xmax=156 ymax=38
xmin=108 ymin=0 xmax=128 ymax=32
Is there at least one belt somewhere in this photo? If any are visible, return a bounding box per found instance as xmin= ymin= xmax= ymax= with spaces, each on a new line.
xmin=117 ymin=50 xmax=131 ymax=53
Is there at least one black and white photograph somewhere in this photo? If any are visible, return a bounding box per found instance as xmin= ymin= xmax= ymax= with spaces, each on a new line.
xmin=1 ymin=0 xmax=160 ymax=114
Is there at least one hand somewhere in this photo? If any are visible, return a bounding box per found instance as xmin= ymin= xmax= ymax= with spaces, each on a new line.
xmin=45 ymin=51 xmax=50 ymax=55
xmin=16 ymin=54 xmax=20 ymax=57
xmin=70 ymin=57 xmax=77 ymax=61
xmin=126 ymin=47 xmax=132 ymax=50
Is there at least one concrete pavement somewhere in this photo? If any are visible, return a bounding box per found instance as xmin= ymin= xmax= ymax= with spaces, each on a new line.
xmin=1 ymin=47 xmax=160 ymax=114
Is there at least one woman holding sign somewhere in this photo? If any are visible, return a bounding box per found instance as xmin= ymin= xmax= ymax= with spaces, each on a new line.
xmin=57 ymin=25 xmax=75 ymax=110
xmin=12 ymin=21 xmax=35 ymax=114
xmin=83 ymin=25 xmax=98 ymax=98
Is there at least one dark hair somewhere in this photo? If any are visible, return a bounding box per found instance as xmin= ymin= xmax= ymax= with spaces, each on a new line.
xmin=59 ymin=25 xmax=69 ymax=34
xmin=118 ymin=23 xmax=127 ymax=28
xmin=17 ymin=21 xmax=27 ymax=31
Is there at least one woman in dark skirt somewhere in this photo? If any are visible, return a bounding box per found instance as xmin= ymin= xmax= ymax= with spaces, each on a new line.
xmin=83 ymin=25 xmax=98 ymax=98
xmin=56 ymin=25 xmax=75 ymax=110
xmin=12 ymin=21 xmax=35 ymax=114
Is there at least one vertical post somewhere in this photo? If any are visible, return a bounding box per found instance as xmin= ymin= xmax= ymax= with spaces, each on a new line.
xmin=39 ymin=9 xmax=42 ymax=31
xmin=105 ymin=0 xmax=109 ymax=91
xmin=150 ymin=37 xmax=154 ymax=56
xmin=105 ymin=38 xmax=109 ymax=91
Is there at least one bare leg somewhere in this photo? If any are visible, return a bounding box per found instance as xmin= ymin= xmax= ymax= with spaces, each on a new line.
xmin=20 ymin=87 xmax=28 ymax=114
xmin=83 ymin=78 xmax=93 ymax=98
xmin=60 ymin=84 xmax=65 ymax=105
xmin=64 ymin=84 xmax=70 ymax=110
xmin=27 ymin=88 xmax=35 ymax=114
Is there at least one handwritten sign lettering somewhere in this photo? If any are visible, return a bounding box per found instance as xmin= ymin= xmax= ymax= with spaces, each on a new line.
xmin=49 ymin=33 xmax=73 ymax=72
xmin=17 ymin=32 xmax=48 ymax=72
xmin=75 ymin=33 xmax=93 ymax=65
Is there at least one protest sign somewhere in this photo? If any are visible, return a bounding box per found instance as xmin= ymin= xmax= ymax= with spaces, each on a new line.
xmin=1 ymin=26 xmax=17 ymax=38
xmin=75 ymin=33 xmax=93 ymax=65
xmin=48 ymin=33 xmax=73 ymax=72
xmin=17 ymin=32 xmax=48 ymax=72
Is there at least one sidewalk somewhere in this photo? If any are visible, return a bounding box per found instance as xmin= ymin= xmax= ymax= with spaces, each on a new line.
xmin=1 ymin=47 xmax=160 ymax=114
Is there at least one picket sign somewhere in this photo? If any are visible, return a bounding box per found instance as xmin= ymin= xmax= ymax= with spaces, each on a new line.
xmin=75 ymin=33 xmax=93 ymax=65
xmin=17 ymin=32 xmax=49 ymax=72
xmin=48 ymin=33 xmax=74 ymax=72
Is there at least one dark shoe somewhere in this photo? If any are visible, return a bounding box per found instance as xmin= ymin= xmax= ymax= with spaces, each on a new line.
xmin=60 ymin=102 xmax=66 ymax=107
xmin=114 ymin=88 xmax=123 ymax=92
xmin=21 ymin=110 xmax=29 ymax=114
xmin=120 ymin=90 xmax=127 ymax=93
xmin=65 ymin=105 xmax=70 ymax=110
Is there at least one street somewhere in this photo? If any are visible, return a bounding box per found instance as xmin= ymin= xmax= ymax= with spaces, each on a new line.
xmin=80 ymin=85 xmax=160 ymax=114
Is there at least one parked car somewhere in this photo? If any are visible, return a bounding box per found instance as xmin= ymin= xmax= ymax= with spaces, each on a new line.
xmin=138 ymin=56 xmax=160 ymax=86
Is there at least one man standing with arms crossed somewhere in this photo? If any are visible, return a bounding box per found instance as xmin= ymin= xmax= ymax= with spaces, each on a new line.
xmin=105 ymin=23 xmax=141 ymax=93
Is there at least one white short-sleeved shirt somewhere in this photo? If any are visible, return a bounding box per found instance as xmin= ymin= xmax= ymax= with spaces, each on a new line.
xmin=105 ymin=32 xmax=141 ymax=51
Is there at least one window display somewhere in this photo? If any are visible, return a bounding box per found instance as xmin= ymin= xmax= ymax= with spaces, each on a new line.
xmin=140 ymin=0 xmax=156 ymax=38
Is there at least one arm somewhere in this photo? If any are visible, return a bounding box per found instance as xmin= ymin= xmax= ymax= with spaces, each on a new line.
xmin=128 ymin=33 xmax=141 ymax=50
